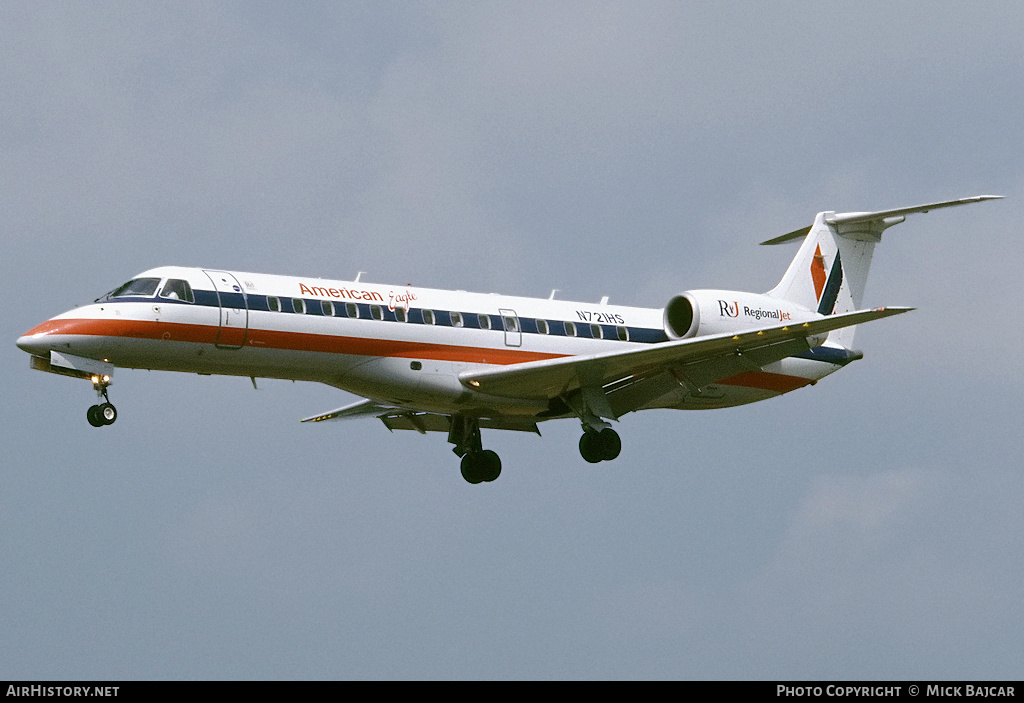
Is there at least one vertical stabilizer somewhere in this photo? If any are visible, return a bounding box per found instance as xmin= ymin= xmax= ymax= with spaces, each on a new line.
xmin=761 ymin=196 xmax=1002 ymax=347
xmin=764 ymin=212 xmax=877 ymax=348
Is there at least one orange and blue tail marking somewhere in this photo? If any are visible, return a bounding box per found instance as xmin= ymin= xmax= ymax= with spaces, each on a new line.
xmin=812 ymin=245 xmax=843 ymax=315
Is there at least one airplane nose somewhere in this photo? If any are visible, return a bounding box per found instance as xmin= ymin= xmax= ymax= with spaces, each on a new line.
xmin=17 ymin=332 xmax=51 ymax=356
xmin=17 ymin=319 xmax=62 ymax=356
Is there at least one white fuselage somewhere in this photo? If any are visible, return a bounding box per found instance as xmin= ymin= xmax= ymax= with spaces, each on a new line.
xmin=18 ymin=266 xmax=844 ymax=420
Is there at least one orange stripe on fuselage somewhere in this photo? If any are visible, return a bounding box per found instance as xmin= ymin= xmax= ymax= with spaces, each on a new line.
xmin=25 ymin=317 xmax=567 ymax=366
xmin=22 ymin=317 xmax=219 ymax=344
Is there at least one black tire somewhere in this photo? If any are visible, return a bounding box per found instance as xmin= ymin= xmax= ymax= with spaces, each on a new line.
xmin=87 ymin=405 xmax=104 ymax=427
xmin=598 ymin=428 xmax=621 ymax=461
xmin=579 ymin=432 xmax=604 ymax=463
xmin=98 ymin=402 xmax=117 ymax=425
xmin=461 ymin=453 xmax=485 ymax=484
xmin=479 ymin=450 xmax=502 ymax=482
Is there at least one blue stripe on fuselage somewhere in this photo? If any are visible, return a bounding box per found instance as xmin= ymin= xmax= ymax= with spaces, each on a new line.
xmin=102 ymin=290 xmax=672 ymax=344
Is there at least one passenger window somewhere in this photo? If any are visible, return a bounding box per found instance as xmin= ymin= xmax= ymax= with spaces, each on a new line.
xmin=478 ymin=314 xmax=491 ymax=330
xmin=371 ymin=305 xmax=383 ymax=320
xmin=159 ymin=279 xmax=194 ymax=303
xmin=617 ymin=326 xmax=629 ymax=341
xmin=564 ymin=321 xmax=577 ymax=337
xmin=267 ymin=296 xmax=280 ymax=312
xmin=395 ymin=307 xmax=407 ymax=322
xmin=591 ymin=324 xmax=603 ymax=339
xmin=422 ymin=309 xmax=435 ymax=325
xmin=451 ymin=312 xmax=463 ymax=328
xmin=292 ymin=298 xmax=306 ymax=314
xmin=504 ymin=316 xmax=519 ymax=332
xmin=322 ymin=301 xmax=335 ymax=316
xmin=536 ymin=319 xmax=549 ymax=335
xmin=346 ymin=303 xmax=358 ymax=318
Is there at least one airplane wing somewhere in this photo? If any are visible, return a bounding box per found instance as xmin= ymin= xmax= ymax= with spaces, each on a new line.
xmin=458 ymin=307 xmax=912 ymax=406
xmin=301 ymin=398 xmax=540 ymax=435
xmin=301 ymin=398 xmax=401 ymax=423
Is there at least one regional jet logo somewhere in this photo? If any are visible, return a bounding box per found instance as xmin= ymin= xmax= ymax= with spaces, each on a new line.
xmin=718 ymin=300 xmax=740 ymax=317
xmin=718 ymin=299 xmax=791 ymax=321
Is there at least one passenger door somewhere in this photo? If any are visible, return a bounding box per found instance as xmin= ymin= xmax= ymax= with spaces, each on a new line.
xmin=203 ymin=270 xmax=249 ymax=349
xmin=499 ymin=309 xmax=521 ymax=347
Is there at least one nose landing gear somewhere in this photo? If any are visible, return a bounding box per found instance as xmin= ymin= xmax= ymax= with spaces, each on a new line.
xmin=87 ymin=402 xmax=117 ymax=427
xmin=86 ymin=376 xmax=117 ymax=427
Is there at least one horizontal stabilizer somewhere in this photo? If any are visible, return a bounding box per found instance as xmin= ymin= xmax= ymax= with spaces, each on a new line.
xmin=762 ymin=195 xmax=1002 ymax=245
xmin=760 ymin=225 xmax=812 ymax=246
xmin=825 ymin=195 xmax=1003 ymax=228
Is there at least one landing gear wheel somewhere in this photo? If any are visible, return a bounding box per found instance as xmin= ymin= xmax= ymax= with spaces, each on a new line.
xmin=478 ymin=450 xmax=501 ymax=482
xmin=97 ymin=402 xmax=117 ymax=425
xmin=87 ymin=375 xmax=116 ymax=427
xmin=461 ymin=453 xmax=485 ymax=484
xmin=598 ymin=428 xmax=621 ymax=461
xmin=461 ymin=450 xmax=502 ymax=484
xmin=580 ymin=428 xmax=622 ymax=462
xmin=579 ymin=432 xmax=604 ymax=463
xmin=87 ymin=405 xmax=104 ymax=427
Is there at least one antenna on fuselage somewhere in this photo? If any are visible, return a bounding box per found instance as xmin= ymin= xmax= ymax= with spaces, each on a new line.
xmin=549 ymin=289 xmax=559 ymax=300
xmin=355 ymin=271 xmax=366 ymax=283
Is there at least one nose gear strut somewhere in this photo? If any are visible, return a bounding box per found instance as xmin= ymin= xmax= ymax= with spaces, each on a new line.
xmin=86 ymin=376 xmax=117 ymax=427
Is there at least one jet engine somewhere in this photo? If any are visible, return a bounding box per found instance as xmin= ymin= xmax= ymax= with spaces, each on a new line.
xmin=662 ymin=293 xmax=701 ymax=340
xmin=664 ymin=289 xmax=823 ymax=341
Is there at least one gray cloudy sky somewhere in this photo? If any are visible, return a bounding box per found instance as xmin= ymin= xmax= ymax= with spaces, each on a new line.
xmin=2 ymin=1 xmax=1022 ymax=679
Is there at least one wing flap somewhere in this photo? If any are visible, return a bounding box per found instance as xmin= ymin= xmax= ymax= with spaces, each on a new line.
xmin=301 ymin=398 xmax=540 ymax=435
xmin=379 ymin=413 xmax=539 ymax=434
xmin=460 ymin=307 xmax=912 ymax=401
xmin=380 ymin=412 xmax=452 ymax=433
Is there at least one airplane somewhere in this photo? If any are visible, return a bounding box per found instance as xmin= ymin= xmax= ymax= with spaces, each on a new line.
xmin=17 ymin=195 xmax=1000 ymax=484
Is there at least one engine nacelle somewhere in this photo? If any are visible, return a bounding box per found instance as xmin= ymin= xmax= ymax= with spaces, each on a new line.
xmin=664 ymin=289 xmax=823 ymax=341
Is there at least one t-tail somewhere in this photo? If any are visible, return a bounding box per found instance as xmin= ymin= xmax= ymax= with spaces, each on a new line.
xmin=762 ymin=195 xmax=1002 ymax=348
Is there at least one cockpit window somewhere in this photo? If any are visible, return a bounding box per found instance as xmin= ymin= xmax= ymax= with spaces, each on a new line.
xmin=159 ymin=279 xmax=194 ymax=303
xmin=99 ymin=277 xmax=161 ymax=301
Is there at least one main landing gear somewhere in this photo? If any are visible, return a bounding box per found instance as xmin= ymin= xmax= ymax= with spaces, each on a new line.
xmin=86 ymin=376 xmax=117 ymax=427
xmin=446 ymin=414 xmax=622 ymax=482
xmin=579 ymin=427 xmax=621 ymax=463
xmin=449 ymin=416 xmax=502 ymax=484
xmin=460 ymin=450 xmax=502 ymax=484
